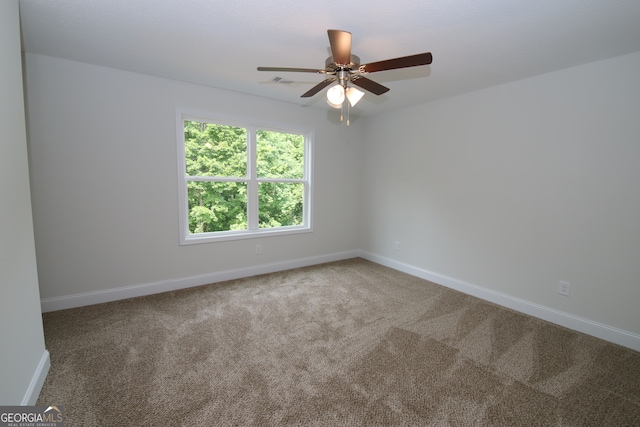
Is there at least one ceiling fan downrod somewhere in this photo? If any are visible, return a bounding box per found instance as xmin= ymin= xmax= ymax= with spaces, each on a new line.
xmin=336 ymin=69 xmax=350 ymax=88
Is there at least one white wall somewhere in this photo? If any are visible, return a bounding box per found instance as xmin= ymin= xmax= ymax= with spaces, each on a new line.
xmin=0 ymin=0 xmax=49 ymax=405
xmin=25 ymin=53 xmax=363 ymax=304
xmin=361 ymin=51 xmax=640 ymax=343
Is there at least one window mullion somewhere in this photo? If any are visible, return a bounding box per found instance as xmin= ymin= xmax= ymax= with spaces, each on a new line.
xmin=247 ymin=126 xmax=259 ymax=230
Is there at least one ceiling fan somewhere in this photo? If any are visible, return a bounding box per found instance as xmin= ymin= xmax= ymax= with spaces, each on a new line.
xmin=258 ymin=29 xmax=433 ymax=124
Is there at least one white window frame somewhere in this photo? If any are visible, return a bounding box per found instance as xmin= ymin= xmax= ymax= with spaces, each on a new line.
xmin=176 ymin=109 xmax=313 ymax=245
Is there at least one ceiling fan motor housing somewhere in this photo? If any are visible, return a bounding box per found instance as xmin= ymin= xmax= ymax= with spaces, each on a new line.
xmin=325 ymin=55 xmax=361 ymax=73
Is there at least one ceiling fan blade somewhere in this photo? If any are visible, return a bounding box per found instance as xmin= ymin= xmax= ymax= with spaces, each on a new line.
xmin=350 ymin=75 xmax=389 ymax=95
xmin=327 ymin=29 xmax=352 ymax=65
xmin=360 ymin=52 xmax=432 ymax=73
xmin=300 ymin=78 xmax=336 ymax=98
xmin=257 ymin=66 xmax=327 ymax=74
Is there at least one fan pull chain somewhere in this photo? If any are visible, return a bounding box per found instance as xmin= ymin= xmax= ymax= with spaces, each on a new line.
xmin=346 ymin=98 xmax=350 ymax=126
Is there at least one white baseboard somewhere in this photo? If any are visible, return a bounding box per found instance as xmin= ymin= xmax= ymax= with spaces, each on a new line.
xmin=40 ymin=250 xmax=359 ymax=313
xmin=40 ymin=249 xmax=640 ymax=352
xmin=358 ymin=250 xmax=640 ymax=352
xmin=21 ymin=350 xmax=50 ymax=405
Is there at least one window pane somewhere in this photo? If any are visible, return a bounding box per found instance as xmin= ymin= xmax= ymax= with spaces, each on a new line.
xmin=188 ymin=181 xmax=247 ymax=233
xmin=184 ymin=121 xmax=247 ymax=177
xmin=256 ymin=130 xmax=304 ymax=179
xmin=258 ymin=182 xmax=304 ymax=228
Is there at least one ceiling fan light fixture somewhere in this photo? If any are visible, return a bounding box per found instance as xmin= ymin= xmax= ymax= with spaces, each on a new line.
xmin=345 ymin=87 xmax=364 ymax=107
xmin=326 ymin=84 xmax=345 ymax=106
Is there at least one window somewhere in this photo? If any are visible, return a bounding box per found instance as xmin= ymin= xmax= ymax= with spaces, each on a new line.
xmin=177 ymin=110 xmax=313 ymax=244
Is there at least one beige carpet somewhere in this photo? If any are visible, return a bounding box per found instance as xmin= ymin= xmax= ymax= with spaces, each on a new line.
xmin=37 ymin=258 xmax=640 ymax=426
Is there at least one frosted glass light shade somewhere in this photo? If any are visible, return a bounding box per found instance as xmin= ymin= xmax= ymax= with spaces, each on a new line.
xmin=346 ymin=87 xmax=364 ymax=107
xmin=326 ymin=98 xmax=343 ymax=109
xmin=326 ymin=84 xmax=345 ymax=105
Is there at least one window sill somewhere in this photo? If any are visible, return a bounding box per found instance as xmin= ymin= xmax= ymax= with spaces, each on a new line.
xmin=179 ymin=225 xmax=312 ymax=245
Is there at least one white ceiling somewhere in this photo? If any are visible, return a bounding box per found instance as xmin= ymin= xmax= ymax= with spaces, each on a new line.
xmin=18 ymin=0 xmax=640 ymax=117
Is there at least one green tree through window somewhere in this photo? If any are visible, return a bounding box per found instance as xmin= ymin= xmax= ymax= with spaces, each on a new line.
xmin=179 ymin=114 xmax=311 ymax=243
xmin=256 ymin=130 xmax=304 ymax=229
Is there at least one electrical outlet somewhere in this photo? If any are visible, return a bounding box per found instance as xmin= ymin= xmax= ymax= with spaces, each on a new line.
xmin=558 ymin=281 xmax=571 ymax=296
xmin=255 ymin=244 xmax=262 ymax=255
xmin=394 ymin=241 xmax=400 ymax=251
